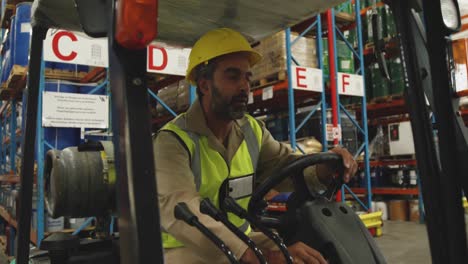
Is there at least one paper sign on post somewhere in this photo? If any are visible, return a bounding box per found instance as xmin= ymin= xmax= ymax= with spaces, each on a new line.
xmin=291 ymin=66 xmax=323 ymax=92
xmin=262 ymin=86 xmax=274 ymax=100
xmin=326 ymin=124 xmax=334 ymax=141
xmin=42 ymin=92 xmax=109 ymax=129
xmin=338 ymin=73 xmax=364 ymax=97
xmin=147 ymin=43 xmax=191 ymax=76
xmin=43 ymin=29 xmax=108 ymax=67
xmin=326 ymin=124 xmax=342 ymax=141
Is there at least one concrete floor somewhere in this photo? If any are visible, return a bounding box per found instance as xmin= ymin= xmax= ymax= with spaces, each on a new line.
xmin=376 ymin=220 xmax=431 ymax=264
xmin=0 ymin=221 xmax=434 ymax=264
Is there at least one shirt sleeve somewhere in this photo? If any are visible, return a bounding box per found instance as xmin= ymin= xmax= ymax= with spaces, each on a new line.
xmin=154 ymin=131 xmax=248 ymax=260
xmin=255 ymin=119 xmax=327 ymax=193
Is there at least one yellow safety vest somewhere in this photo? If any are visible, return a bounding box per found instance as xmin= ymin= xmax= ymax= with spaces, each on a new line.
xmin=160 ymin=114 xmax=263 ymax=248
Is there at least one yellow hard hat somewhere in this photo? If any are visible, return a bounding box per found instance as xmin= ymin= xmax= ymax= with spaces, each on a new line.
xmin=186 ymin=28 xmax=262 ymax=85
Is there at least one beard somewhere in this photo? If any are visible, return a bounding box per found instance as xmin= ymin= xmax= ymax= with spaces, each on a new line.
xmin=210 ymin=84 xmax=248 ymax=120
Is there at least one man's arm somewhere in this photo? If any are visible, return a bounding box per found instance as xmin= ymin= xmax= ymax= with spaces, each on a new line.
xmin=255 ymin=120 xmax=357 ymax=192
xmin=255 ymin=119 xmax=327 ymax=192
xmin=154 ymin=131 xmax=248 ymax=260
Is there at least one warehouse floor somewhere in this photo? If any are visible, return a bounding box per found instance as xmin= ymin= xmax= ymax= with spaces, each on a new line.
xmin=376 ymin=220 xmax=431 ymax=264
xmin=0 ymin=221 xmax=434 ymax=263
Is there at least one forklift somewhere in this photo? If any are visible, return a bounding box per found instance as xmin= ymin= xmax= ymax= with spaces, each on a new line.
xmin=10 ymin=0 xmax=468 ymax=263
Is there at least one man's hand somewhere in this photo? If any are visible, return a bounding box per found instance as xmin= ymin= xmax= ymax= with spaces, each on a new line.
xmin=315 ymin=146 xmax=357 ymax=188
xmin=264 ymin=242 xmax=327 ymax=264
xmin=330 ymin=146 xmax=358 ymax=183
xmin=240 ymin=248 xmax=260 ymax=264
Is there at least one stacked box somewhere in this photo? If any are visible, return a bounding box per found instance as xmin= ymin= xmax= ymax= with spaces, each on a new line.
xmin=384 ymin=5 xmax=397 ymax=38
xmin=364 ymin=2 xmax=396 ymax=44
xmin=370 ymin=62 xmax=390 ymax=98
xmin=344 ymin=29 xmax=357 ymax=50
xmin=322 ymin=38 xmax=355 ymax=75
xmin=365 ymin=66 xmax=374 ymax=100
xmin=359 ymin=0 xmax=370 ymax=9
xmin=251 ymin=30 xmax=318 ymax=81
xmin=388 ymin=57 xmax=405 ymax=95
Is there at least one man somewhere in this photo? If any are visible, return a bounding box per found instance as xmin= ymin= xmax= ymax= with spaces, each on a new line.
xmin=154 ymin=28 xmax=358 ymax=264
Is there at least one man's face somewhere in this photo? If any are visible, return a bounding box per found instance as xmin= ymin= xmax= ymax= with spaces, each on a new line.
xmin=205 ymin=53 xmax=252 ymax=120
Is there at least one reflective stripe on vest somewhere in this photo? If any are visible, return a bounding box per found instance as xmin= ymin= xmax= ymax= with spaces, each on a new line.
xmin=160 ymin=114 xmax=262 ymax=249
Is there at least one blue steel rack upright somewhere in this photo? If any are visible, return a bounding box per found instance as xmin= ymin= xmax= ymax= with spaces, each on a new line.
xmin=285 ymin=14 xmax=328 ymax=153
xmin=334 ymin=1 xmax=372 ymax=210
xmin=0 ymin=101 xmax=17 ymax=175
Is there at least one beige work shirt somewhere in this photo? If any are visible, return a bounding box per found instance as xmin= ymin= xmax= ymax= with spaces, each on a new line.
xmin=153 ymin=100 xmax=325 ymax=263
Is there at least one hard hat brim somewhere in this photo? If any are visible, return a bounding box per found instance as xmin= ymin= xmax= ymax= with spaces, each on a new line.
xmin=187 ymin=49 xmax=263 ymax=85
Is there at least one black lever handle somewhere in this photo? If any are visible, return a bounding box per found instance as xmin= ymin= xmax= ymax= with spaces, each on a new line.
xmin=224 ymin=197 xmax=293 ymax=264
xmin=174 ymin=202 xmax=197 ymax=226
xmin=200 ymin=198 xmax=268 ymax=264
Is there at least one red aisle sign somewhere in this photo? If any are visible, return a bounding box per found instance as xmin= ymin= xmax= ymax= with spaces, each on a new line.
xmin=44 ymin=29 xmax=108 ymax=67
xmin=337 ymin=73 xmax=364 ymax=97
xmin=291 ymin=66 xmax=323 ymax=92
xmin=147 ymin=44 xmax=191 ymax=76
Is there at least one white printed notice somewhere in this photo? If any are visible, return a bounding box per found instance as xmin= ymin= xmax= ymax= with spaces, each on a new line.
xmin=42 ymin=92 xmax=109 ymax=129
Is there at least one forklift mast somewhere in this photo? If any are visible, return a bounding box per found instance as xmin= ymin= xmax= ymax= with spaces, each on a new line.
xmin=387 ymin=0 xmax=468 ymax=262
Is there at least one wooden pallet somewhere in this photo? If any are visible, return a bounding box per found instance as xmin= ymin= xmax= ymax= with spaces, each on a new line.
xmin=0 ymin=87 xmax=20 ymax=100
xmin=370 ymin=94 xmax=404 ymax=104
xmin=5 ymin=65 xmax=27 ymax=91
xmin=44 ymin=68 xmax=88 ymax=82
xmin=251 ymin=71 xmax=287 ymax=90
xmin=335 ymin=12 xmax=356 ymax=24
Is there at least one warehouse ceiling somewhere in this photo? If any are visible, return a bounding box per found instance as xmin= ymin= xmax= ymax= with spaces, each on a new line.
xmin=32 ymin=0 xmax=346 ymax=46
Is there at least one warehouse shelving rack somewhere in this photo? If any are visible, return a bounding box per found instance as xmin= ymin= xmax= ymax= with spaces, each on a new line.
xmin=34 ymin=57 xmax=112 ymax=245
xmin=0 ymin=101 xmax=18 ymax=175
xmin=281 ymin=0 xmax=373 ymax=210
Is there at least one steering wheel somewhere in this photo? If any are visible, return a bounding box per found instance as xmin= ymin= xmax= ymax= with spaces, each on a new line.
xmin=248 ymin=152 xmax=344 ymax=217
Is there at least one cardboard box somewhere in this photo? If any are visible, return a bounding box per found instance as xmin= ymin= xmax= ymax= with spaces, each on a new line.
xmin=388 ymin=200 xmax=408 ymax=221
xmin=251 ymin=30 xmax=317 ymax=81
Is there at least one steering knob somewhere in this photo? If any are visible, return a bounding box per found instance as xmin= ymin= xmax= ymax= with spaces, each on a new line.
xmin=223 ymin=197 xmax=248 ymax=218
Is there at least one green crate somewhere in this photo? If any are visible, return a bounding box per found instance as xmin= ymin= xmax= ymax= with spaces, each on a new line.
xmin=388 ymin=58 xmax=405 ymax=95
xmin=359 ymin=0 xmax=370 ymax=9
xmin=384 ymin=5 xmax=397 ymax=38
xmin=365 ymin=67 xmax=373 ymax=100
xmin=370 ymin=63 xmax=390 ymax=98
xmin=365 ymin=1 xmax=387 ymax=45
xmin=322 ymin=38 xmax=355 ymax=75
xmin=344 ymin=29 xmax=357 ymax=50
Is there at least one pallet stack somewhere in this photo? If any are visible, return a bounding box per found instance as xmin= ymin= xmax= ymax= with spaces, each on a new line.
xmin=250 ymin=30 xmax=318 ymax=88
